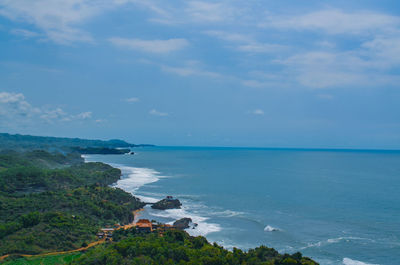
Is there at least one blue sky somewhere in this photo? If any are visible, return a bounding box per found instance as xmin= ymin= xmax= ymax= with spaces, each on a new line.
xmin=1 ymin=0 xmax=400 ymax=149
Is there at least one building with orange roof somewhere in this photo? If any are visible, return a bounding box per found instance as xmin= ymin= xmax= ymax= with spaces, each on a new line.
xmin=136 ymin=219 xmax=153 ymax=233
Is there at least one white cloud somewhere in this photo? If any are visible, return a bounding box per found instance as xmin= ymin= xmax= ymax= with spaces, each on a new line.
xmin=204 ymin=30 xmax=286 ymax=54
xmin=237 ymin=43 xmax=286 ymax=53
xmin=0 ymin=92 xmax=40 ymax=118
xmin=161 ymin=65 xmax=221 ymax=78
xmin=125 ymin=97 xmax=139 ymax=102
xmin=126 ymin=0 xmax=242 ymax=25
xmin=275 ymin=50 xmax=400 ymax=89
xmin=297 ymin=71 xmax=366 ymax=89
xmin=275 ymin=51 xmax=364 ymax=88
xmin=41 ymin=109 xmax=93 ymax=122
xmin=0 ymin=0 xmax=108 ymax=44
xmin=10 ymin=28 xmax=40 ymax=38
xmin=362 ymin=37 xmax=400 ymax=67
xmin=264 ymin=9 xmax=400 ymax=35
xmin=241 ymin=72 xmax=287 ymax=89
xmin=149 ymin=109 xmax=168 ymax=116
xmin=109 ymin=37 xmax=189 ymax=53
xmin=0 ymin=92 xmax=94 ymax=126
xmin=317 ymin=41 xmax=336 ymax=49
xmin=185 ymin=1 xmax=232 ymax=23
xmin=75 ymin=111 xmax=92 ymax=119
xmin=40 ymin=108 xmax=67 ymax=121
xmin=0 ymin=92 xmax=25 ymax=103
xmin=140 ymin=59 xmax=223 ymax=79
xmin=204 ymin=30 xmax=249 ymax=42
xmin=252 ymin=109 xmax=264 ymax=115
xmin=115 ymin=0 xmax=170 ymax=17
xmin=2 ymin=1 xmax=399 ymax=93
xmin=263 ymin=9 xmax=400 ymax=90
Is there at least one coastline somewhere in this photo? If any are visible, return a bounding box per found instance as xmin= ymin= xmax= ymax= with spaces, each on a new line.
xmin=82 ymin=154 xmax=221 ymax=238
xmin=81 ymin=153 xmax=390 ymax=265
xmin=133 ymin=208 xmax=144 ymax=222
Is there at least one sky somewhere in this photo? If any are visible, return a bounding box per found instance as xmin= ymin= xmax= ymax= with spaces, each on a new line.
xmin=0 ymin=0 xmax=400 ymax=149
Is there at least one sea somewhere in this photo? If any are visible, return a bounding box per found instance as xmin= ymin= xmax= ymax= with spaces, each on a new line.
xmin=83 ymin=146 xmax=400 ymax=265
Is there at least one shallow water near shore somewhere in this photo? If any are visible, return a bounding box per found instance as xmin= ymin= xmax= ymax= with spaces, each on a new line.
xmin=84 ymin=147 xmax=400 ymax=265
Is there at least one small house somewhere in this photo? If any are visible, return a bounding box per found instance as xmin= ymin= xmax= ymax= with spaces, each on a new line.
xmin=136 ymin=219 xmax=153 ymax=233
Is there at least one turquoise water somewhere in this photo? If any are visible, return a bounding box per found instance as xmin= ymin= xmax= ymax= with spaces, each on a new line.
xmin=84 ymin=147 xmax=400 ymax=265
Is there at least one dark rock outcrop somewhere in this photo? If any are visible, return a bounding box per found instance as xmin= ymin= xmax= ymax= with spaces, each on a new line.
xmin=173 ymin=218 xmax=192 ymax=230
xmin=151 ymin=198 xmax=182 ymax=210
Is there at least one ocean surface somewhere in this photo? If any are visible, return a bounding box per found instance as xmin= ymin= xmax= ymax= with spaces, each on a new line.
xmin=84 ymin=147 xmax=400 ymax=265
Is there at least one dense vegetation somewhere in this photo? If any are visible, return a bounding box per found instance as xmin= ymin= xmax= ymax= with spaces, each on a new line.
xmin=2 ymin=253 xmax=82 ymax=265
xmin=71 ymin=147 xmax=131 ymax=155
xmin=0 ymin=150 xmax=83 ymax=169
xmin=0 ymin=151 xmax=144 ymax=256
xmin=0 ymin=132 xmax=153 ymax=152
xmin=73 ymin=229 xmax=318 ymax=265
xmin=0 ymin=160 xmax=122 ymax=194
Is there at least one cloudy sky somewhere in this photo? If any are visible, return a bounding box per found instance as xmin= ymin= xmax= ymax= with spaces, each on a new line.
xmin=1 ymin=0 xmax=400 ymax=149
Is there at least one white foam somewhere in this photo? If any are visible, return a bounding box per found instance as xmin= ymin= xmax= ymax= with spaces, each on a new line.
xmin=343 ymin=258 xmax=379 ymax=265
xmin=113 ymin=166 xmax=165 ymax=194
xmin=82 ymin=155 xmax=166 ymax=202
xmin=211 ymin=209 xmax=244 ymax=218
xmin=135 ymin=195 xmax=160 ymax=203
xmin=264 ymin=225 xmax=280 ymax=232
xmin=149 ymin=206 xmax=221 ymax=236
xmin=301 ymin=237 xmax=372 ymax=250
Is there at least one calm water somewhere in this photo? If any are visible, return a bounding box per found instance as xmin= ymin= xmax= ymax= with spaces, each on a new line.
xmin=84 ymin=147 xmax=400 ymax=265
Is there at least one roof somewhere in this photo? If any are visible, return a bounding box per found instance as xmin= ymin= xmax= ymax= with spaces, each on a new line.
xmin=136 ymin=219 xmax=151 ymax=224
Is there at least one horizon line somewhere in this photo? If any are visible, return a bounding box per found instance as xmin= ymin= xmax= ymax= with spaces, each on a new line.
xmin=150 ymin=145 xmax=400 ymax=153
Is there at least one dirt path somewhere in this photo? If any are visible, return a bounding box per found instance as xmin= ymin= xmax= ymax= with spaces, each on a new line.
xmin=0 ymin=208 xmax=145 ymax=262
xmin=0 ymin=238 xmax=105 ymax=262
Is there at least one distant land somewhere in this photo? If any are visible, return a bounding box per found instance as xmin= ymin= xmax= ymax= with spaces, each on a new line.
xmin=0 ymin=133 xmax=154 ymax=152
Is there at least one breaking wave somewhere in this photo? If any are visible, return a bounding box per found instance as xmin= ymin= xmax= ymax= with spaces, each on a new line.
xmin=343 ymin=258 xmax=379 ymax=265
xmin=301 ymin=237 xmax=373 ymax=250
xmin=112 ymin=165 xmax=166 ymax=195
xmin=264 ymin=225 xmax=281 ymax=232
xmin=148 ymin=206 xmax=221 ymax=237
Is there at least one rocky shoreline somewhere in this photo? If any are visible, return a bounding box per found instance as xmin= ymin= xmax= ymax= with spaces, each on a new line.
xmin=150 ymin=196 xmax=182 ymax=210
xmin=144 ymin=196 xmax=198 ymax=230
